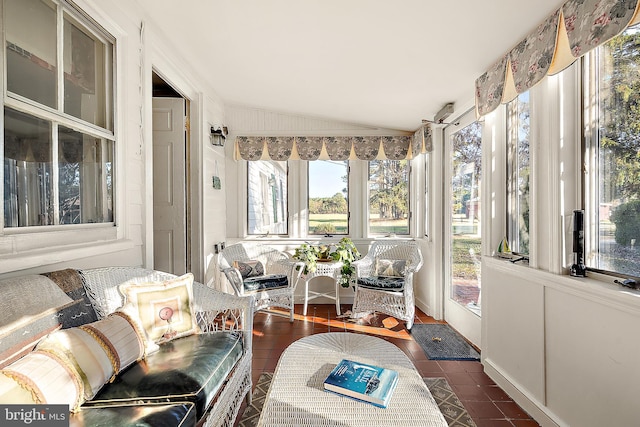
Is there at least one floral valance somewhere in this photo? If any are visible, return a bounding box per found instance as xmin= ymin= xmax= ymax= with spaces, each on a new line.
xmin=234 ymin=125 xmax=432 ymax=161
xmin=475 ymin=0 xmax=640 ymax=117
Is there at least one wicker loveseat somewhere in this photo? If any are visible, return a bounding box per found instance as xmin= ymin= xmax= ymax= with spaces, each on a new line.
xmin=0 ymin=267 xmax=253 ymax=427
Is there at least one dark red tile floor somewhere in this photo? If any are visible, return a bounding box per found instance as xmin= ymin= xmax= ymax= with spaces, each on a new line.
xmin=236 ymin=304 xmax=540 ymax=427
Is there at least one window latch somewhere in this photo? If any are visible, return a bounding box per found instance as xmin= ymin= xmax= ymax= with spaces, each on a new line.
xmin=614 ymin=278 xmax=638 ymax=290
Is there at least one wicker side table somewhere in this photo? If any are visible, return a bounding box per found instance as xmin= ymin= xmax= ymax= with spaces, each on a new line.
xmin=257 ymin=332 xmax=448 ymax=427
xmin=302 ymin=260 xmax=343 ymax=316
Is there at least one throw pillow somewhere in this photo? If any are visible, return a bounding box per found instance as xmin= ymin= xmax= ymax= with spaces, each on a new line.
xmin=41 ymin=269 xmax=99 ymax=328
xmin=233 ymin=260 xmax=265 ymax=279
xmin=0 ymin=350 xmax=84 ymax=411
xmin=374 ymin=258 xmax=407 ymax=277
xmin=119 ymin=273 xmax=199 ymax=346
xmin=36 ymin=312 xmax=145 ymax=400
xmin=0 ymin=274 xmax=72 ymax=368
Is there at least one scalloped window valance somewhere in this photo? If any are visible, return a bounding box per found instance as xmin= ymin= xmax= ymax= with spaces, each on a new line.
xmin=234 ymin=125 xmax=432 ymax=161
xmin=475 ymin=0 xmax=640 ymax=117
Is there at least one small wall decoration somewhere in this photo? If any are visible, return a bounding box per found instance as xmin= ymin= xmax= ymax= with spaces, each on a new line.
xmin=212 ymin=160 xmax=222 ymax=189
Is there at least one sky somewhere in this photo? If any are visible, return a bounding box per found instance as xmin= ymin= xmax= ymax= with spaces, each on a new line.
xmin=308 ymin=160 xmax=347 ymax=198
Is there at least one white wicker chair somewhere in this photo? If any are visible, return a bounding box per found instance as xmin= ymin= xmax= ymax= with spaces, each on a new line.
xmin=218 ymin=242 xmax=304 ymax=322
xmin=351 ymin=240 xmax=423 ymax=330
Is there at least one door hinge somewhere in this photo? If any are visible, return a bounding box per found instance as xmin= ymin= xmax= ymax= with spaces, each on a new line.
xmin=184 ymin=116 xmax=190 ymax=133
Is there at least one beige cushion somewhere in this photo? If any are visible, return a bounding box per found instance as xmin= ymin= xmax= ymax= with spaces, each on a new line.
xmin=119 ymin=273 xmax=199 ymax=347
xmin=36 ymin=312 xmax=145 ymax=400
xmin=0 ymin=350 xmax=84 ymax=411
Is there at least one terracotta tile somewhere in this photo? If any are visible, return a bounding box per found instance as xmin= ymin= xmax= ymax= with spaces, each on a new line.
xmin=474 ymin=419 xmax=514 ymax=427
xmin=437 ymin=360 xmax=467 ymax=372
xmin=481 ymin=385 xmax=512 ymax=401
xmin=414 ymin=360 xmax=444 ymax=375
xmin=466 ymin=401 xmax=504 ymax=419
xmin=452 ymin=384 xmax=491 ymax=401
xmin=496 ymin=401 xmax=531 ymax=419
xmin=464 ymin=361 xmax=485 ymax=372
xmin=512 ymin=419 xmax=541 ymax=426
xmin=445 ymin=372 xmax=477 ymax=385
xmin=469 ymin=370 xmax=496 ymax=385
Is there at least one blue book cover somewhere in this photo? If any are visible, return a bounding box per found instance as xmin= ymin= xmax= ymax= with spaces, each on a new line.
xmin=323 ymin=359 xmax=399 ymax=408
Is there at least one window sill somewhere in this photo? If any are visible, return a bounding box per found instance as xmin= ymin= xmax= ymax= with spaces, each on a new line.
xmin=486 ymin=256 xmax=640 ymax=313
xmin=0 ymin=239 xmax=135 ymax=274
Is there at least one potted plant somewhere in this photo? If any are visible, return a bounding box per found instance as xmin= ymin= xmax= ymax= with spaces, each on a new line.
xmin=293 ymin=237 xmax=360 ymax=288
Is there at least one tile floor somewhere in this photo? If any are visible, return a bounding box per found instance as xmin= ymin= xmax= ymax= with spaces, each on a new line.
xmin=236 ymin=304 xmax=540 ymax=427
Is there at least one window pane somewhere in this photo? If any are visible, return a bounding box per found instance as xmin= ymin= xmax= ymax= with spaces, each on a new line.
xmin=507 ymin=92 xmax=530 ymax=255
xmin=4 ymin=108 xmax=53 ymax=227
xmin=368 ymin=160 xmax=409 ymax=235
xmin=5 ymin=0 xmax=57 ymax=108
xmin=450 ymin=121 xmax=482 ymax=312
xmin=58 ymin=126 xmax=113 ymax=224
xmin=308 ymin=160 xmax=348 ymax=235
xmin=247 ymin=161 xmax=288 ymax=235
xmin=63 ymin=15 xmax=112 ymax=130
xmin=590 ymin=24 xmax=640 ymax=276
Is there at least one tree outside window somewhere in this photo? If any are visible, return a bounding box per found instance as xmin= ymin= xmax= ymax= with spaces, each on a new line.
xmin=368 ymin=160 xmax=409 ymax=235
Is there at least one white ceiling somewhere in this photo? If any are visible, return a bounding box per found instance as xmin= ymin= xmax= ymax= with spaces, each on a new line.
xmin=135 ymin=0 xmax=564 ymax=131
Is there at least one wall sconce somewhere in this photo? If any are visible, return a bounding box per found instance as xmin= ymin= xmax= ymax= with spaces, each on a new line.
xmin=210 ymin=125 xmax=227 ymax=147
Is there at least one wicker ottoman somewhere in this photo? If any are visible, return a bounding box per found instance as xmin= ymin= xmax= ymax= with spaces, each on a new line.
xmin=257 ymin=332 xmax=447 ymax=426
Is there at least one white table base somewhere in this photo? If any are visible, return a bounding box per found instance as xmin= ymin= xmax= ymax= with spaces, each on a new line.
xmin=302 ymin=261 xmax=343 ymax=316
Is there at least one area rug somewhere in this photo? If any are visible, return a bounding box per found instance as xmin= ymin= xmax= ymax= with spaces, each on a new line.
xmin=411 ymin=323 xmax=480 ymax=361
xmin=424 ymin=377 xmax=477 ymax=427
xmin=237 ymin=373 xmax=476 ymax=427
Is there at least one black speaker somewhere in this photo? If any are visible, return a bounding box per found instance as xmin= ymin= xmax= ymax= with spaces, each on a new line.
xmin=570 ymin=209 xmax=586 ymax=277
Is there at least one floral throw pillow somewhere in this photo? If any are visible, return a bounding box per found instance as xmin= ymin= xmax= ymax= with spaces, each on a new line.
xmin=119 ymin=273 xmax=199 ymax=347
xmin=374 ymin=258 xmax=407 ymax=278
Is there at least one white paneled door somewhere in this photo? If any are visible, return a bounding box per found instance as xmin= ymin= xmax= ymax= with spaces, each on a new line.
xmin=152 ymin=97 xmax=187 ymax=276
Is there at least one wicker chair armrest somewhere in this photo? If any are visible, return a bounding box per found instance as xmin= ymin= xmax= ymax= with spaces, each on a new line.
xmin=192 ymin=282 xmax=254 ymax=354
xmin=352 ymin=257 xmax=374 ymax=278
xmin=221 ymin=267 xmax=245 ymax=295
xmin=270 ymin=259 xmax=305 ymax=288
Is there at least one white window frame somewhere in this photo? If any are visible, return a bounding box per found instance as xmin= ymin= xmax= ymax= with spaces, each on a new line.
xmin=0 ymin=0 xmax=122 ymax=272
xmin=506 ymin=92 xmax=531 ymax=256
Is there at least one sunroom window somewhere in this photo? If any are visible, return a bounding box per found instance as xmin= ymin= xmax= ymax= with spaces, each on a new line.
xmin=247 ymin=161 xmax=288 ymax=235
xmin=507 ymin=91 xmax=530 ymax=255
xmin=3 ymin=0 xmax=115 ymax=229
xmin=585 ymin=22 xmax=640 ymax=278
xmin=308 ymin=160 xmax=349 ymax=235
xmin=368 ymin=159 xmax=410 ymax=235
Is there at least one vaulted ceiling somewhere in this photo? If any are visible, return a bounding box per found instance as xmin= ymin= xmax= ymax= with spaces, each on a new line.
xmin=135 ymin=0 xmax=564 ymax=131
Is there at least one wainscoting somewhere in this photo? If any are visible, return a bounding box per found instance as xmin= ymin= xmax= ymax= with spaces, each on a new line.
xmin=482 ymin=257 xmax=640 ymax=427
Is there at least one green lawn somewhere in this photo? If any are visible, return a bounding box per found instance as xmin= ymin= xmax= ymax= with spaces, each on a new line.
xmin=308 ymin=213 xmax=409 ymax=235
xmin=452 ymin=235 xmax=481 ymax=280
xmin=309 ymin=213 xmax=348 ymax=234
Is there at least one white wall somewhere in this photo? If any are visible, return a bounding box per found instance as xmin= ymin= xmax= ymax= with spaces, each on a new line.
xmin=483 ymin=258 xmax=640 ymax=427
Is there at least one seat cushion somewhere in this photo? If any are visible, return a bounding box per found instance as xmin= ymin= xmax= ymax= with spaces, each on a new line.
xmin=71 ymin=402 xmax=196 ymax=427
xmin=243 ymin=274 xmax=288 ymax=292
xmin=357 ymin=276 xmax=405 ymax=290
xmin=87 ymin=332 xmax=244 ymax=420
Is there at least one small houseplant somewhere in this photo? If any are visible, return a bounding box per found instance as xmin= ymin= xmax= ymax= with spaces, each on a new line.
xmin=293 ymin=237 xmax=360 ymax=287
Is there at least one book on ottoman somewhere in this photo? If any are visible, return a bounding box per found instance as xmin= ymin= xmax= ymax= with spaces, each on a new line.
xmin=323 ymin=359 xmax=399 ymax=408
